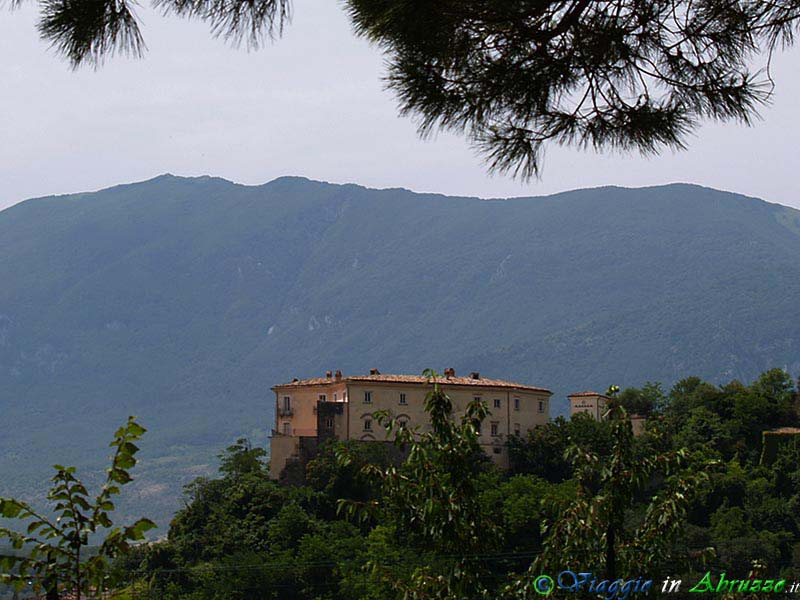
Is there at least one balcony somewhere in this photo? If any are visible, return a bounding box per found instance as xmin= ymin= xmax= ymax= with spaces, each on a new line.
xmin=277 ymin=406 xmax=294 ymax=417
xmin=271 ymin=428 xmax=317 ymax=437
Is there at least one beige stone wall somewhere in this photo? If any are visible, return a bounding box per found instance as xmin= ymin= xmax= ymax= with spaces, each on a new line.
xmin=630 ymin=415 xmax=648 ymax=436
xmin=345 ymin=382 xmax=550 ymax=467
xmin=345 ymin=382 xmax=429 ymax=441
xmin=274 ymin=382 xmax=348 ymax=437
xmin=269 ymin=433 xmax=300 ymax=479
xmin=327 ymin=402 xmax=349 ymax=440
xmin=569 ymin=395 xmax=607 ymax=420
xmin=503 ymin=389 xmax=551 ymax=437
xmin=270 ymin=382 xmax=348 ymax=479
xmin=270 ymin=377 xmax=551 ymax=477
xmin=568 ymin=394 xmax=647 ymax=435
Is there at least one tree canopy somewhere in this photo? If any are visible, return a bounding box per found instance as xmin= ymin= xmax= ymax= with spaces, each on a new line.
xmin=7 ymin=0 xmax=800 ymax=176
xmin=2 ymin=369 xmax=797 ymax=599
xmin=68 ymin=368 xmax=798 ymax=600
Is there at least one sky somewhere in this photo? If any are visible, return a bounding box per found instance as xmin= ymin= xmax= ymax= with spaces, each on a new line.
xmin=2 ymin=1 xmax=799 ymax=211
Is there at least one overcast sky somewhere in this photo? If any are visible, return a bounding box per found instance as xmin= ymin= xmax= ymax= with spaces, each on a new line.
xmin=2 ymin=1 xmax=799 ymax=211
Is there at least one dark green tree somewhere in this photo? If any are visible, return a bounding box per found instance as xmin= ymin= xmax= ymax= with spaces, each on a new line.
xmin=508 ymin=412 xmax=613 ymax=482
xmin=509 ymin=387 xmax=718 ymax=597
xmin=218 ymin=437 xmax=268 ymax=478
xmin=338 ymin=368 xmax=498 ymax=600
xmin=674 ymin=406 xmax=727 ymax=451
xmin=167 ymin=440 xmax=290 ymax=563
xmin=618 ymin=382 xmax=666 ymax=417
xmin=479 ymin=473 xmax=576 ymax=554
xmin=305 ymin=439 xmax=392 ymax=520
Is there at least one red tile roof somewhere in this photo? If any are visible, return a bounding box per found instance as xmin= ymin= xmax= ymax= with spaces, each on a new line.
xmin=568 ymin=391 xmax=609 ymax=399
xmin=273 ymin=373 xmax=551 ymax=394
xmin=274 ymin=376 xmax=344 ymax=387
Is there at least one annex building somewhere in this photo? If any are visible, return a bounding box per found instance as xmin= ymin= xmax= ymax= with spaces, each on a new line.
xmin=269 ymin=368 xmax=552 ymax=478
xmin=569 ymin=390 xmax=647 ymax=435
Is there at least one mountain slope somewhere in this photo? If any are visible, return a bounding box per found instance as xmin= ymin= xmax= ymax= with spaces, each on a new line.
xmin=2 ymin=175 xmax=799 ymax=526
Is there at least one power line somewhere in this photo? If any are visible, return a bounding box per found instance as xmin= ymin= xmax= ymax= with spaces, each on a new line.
xmin=129 ymin=550 xmax=542 ymax=575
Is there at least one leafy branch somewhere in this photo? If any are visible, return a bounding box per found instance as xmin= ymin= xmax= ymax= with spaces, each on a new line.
xmin=0 ymin=416 xmax=156 ymax=599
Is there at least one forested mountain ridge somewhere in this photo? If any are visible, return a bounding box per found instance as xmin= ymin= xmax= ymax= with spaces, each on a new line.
xmin=1 ymin=175 xmax=799 ymax=526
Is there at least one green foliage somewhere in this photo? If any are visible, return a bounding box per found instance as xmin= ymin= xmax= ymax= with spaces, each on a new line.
xmin=711 ymin=505 xmax=755 ymax=540
xmin=10 ymin=1 xmax=800 ymax=177
xmin=267 ymin=503 xmax=317 ymax=552
xmin=621 ymin=373 xmax=800 ymax=582
xmin=97 ymin=369 xmax=800 ymax=598
xmin=511 ymin=387 xmax=719 ymax=597
xmin=167 ymin=440 xmax=294 ymax=563
xmin=618 ymin=382 xmax=666 ymax=417
xmin=218 ymin=438 xmax=268 ymax=478
xmin=305 ymin=439 xmax=392 ymax=519
xmin=7 ymin=0 xmax=290 ymax=68
xmin=338 ymin=369 xmax=499 ymax=600
xmin=345 ymin=1 xmax=789 ymax=177
xmin=122 ymin=438 xmax=368 ymax=599
xmin=508 ymin=413 xmax=613 ymax=482
xmin=673 ymin=407 xmax=726 ymax=450
xmin=480 ymin=474 xmax=576 ymax=553
xmin=663 ymin=369 xmax=798 ymax=463
xmin=4 ymin=177 xmax=800 ymax=526
xmin=772 ymin=442 xmax=800 ymax=497
xmin=0 ymin=416 xmax=155 ymax=598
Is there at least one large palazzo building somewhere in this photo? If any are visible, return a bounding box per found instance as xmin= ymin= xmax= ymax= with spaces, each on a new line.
xmin=269 ymin=368 xmax=552 ymax=479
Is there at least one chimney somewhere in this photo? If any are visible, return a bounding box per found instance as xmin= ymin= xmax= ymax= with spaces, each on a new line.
xmin=335 ymin=369 xmax=342 ymax=381
xmin=326 ymin=370 xmax=332 ymax=379
xmin=444 ymin=367 xmax=455 ymax=378
xmin=369 ymin=368 xmax=381 ymax=375
xmin=470 ymin=371 xmax=480 ymax=380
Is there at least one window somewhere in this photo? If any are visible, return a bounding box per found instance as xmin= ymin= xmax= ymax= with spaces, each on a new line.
xmin=283 ymin=396 xmax=291 ymax=411
xmin=538 ymin=400 xmax=545 ymax=413
xmin=493 ymin=447 xmax=502 ymax=455
xmin=364 ymin=419 xmax=372 ymax=431
xmin=491 ymin=422 xmax=499 ymax=437
xmin=514 ymin=423 xmax=521 ymax=436
xmin=319 ymin=394 xmax=327 ymax=402
xmin=334 ymin=392 xmax=338 ymax=401
xmin=399 ymin=393 xmax=407 ymax=405
xmin=474 ymin=396 xmax=481 ymax=403
xmin=324 ymin=418 xmax=334 ymax=428
xmin=364 ymin=391 xmax=372 ymax=403
xmin=282 ymin=422 xmax=291 ymax=435
xmin=493 ymin=398 xmax=501 ymax=409
xmin=514 ymin=398 xmax=520 ymax=411
xmin=399 ymin=420 xmax=407 ymax=428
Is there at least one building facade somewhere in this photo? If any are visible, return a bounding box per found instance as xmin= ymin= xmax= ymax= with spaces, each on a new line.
xmin=568 ymin=391 xmax=609 ymax=420
xmin=269 ymin=369 xmax=552 ymax=478
xmin=569 ymin=390 xmax=647 ymax=435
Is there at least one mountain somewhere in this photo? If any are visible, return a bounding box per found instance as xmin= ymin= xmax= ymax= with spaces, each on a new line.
xmin=2 ymin=175 xmax=800 ymax=527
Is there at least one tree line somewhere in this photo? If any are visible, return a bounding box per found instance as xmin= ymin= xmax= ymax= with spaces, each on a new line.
xmin=2 ymin=368 xmax=799 ymax=599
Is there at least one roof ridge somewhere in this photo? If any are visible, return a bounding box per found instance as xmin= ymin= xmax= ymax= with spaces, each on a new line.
xmin=272 ymin=372 xmax=551 ymax=394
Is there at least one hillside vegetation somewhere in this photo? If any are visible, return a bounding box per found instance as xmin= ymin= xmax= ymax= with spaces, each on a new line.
xmin=1 ymin=175 xmax=799 ymax=525
xmin=8 ymin=371 xmax=793 ymax=600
